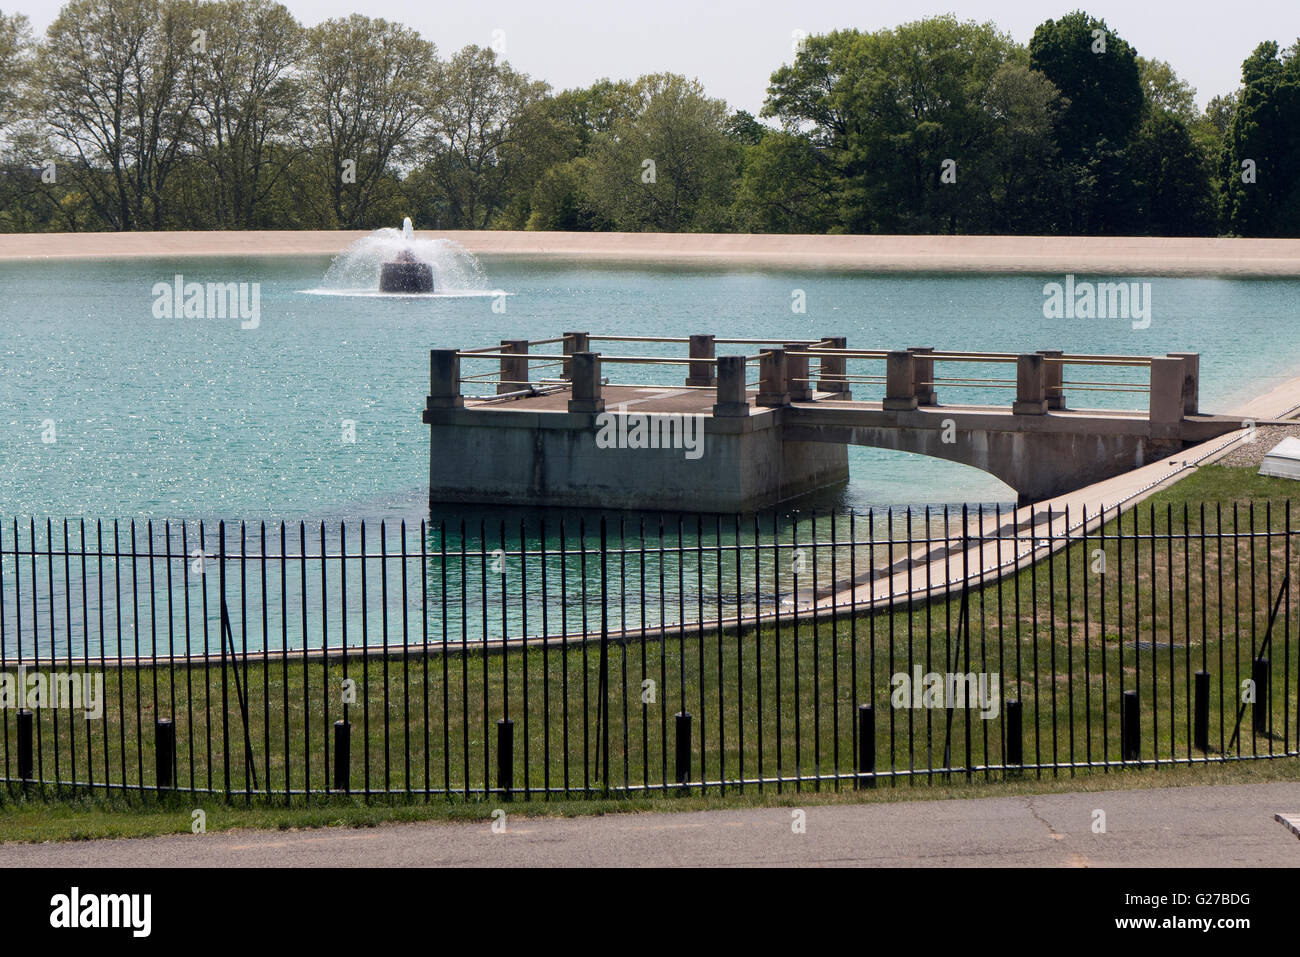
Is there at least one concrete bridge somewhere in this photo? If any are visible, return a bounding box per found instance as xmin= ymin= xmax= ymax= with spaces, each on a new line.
xmin=423 ymin=334 xmax=1247 ymax=511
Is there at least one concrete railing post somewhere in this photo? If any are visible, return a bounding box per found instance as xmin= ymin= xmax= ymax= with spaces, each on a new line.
xmin=1013 ymin=353 xmax=1047 ymax=415
xmin=817 ymin=336 xmax=851 ymax=398
xmin=562 ymin=331 xmax=589 ymax=380
xmin=1149 ymin=356 xmax=1184 ymax=434
xmin=756 ymin=348 xmax=790 ymax=407
xmin=568 ymin=352 xmax=604 ymax=413
xmin=428 ymin=349 xmax=464 ymax=409
xmin=686 ymin=334 xmax=716 ymax=387
xmin=1038 ymin=349 xmax=1065 ymax=410
xmin=713 ymin=355 xmax=749 ymax=417
xmin=498 ymin=339 xmax=530 ymax=395
xmin=882 ymin=351 xmax=918 ymax=411
xmin=908 ymin=346 xmax=937 ymax=406
xmin=1167 ymin=352 xmax=1199 ymax=415
xmin=786 ymin=342 xmax=812 ymax=401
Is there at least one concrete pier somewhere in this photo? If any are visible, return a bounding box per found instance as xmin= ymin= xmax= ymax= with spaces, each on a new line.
xmin=423 ymin=335 xmax=1245 ymax=511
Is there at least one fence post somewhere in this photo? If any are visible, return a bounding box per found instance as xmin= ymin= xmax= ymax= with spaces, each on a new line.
xmin=16 ymin=709 xmax=33 ymax=783
xmin=1194 ymin=671 xmax=1210 ymax=752
xmin=1121 ymin=690 xmax=1140 ymax=762
xmin=498 ymin=339 xmax=530 ymax=395
xmin=756 ymin=349 xmax=790 ymax=407
xmin=713 ymin=355 xmax=749 ymax=417
xmin=786 ymin=342 xmax=813 ymax=401
xmin=856 ymin=704 xmax=875 ymax=789
xmin=1252 ymin=657 xmax=1271 ymax=736
xmin=1148 ymin=356 xmax=1184 ymax=437
xmin=908 ymin=346 xmax=936 ymax=406
xmin=1037 ymin=350 xmax=1065 ymax=409
xmin=156 ymin=718 xmax=175 ymax=791
xmin=567 ymin=353 xmax=604 ymax=413
xmin=1006 ymin=699 xmax=1024 ymax=768
xmin=685 ymin=334 xmax=716 ymax=387
xmin=1167 ymin=351 xmax=1200 ymax=415
xmin=562 ymin=331 xmax=589 ymax=380
xmin=333 ymin=719 xmax=350 ymax=792
xmin=817 ymin=336 xmax=850 ymax=398
xmin=1013 ymin=353 xmax=1048 ymax=415
xmin=675 ymin=712 xmax=692 ymax=794
xmin=427 ymin=349 xmax=464 ymax=409
xmin=883 ymin=351 xmax=918 ymax=410
xmin=497 ymin=718 xmax=514 ymax=801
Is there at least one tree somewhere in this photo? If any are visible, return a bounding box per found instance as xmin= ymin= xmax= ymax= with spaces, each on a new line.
xmin=0 ymin=9 xmax=31 ymax=133
xmin=1219 ymin=41 xmax=1300 ymax=236
xmin=981 ymin=60 xmax=1064 ymax=233
xmin=762 ymin=17 xmax=1024 ymax=233
xmin=730 ymin=131 xmax=835 ymax=232
xmin=1130 ymin=111 xmax=1215 ymax=234
xmin=1029 ymin=12 xmax=1144 ymax=233
xmin=298 ymin=14 xmax=434 ymax=227
xmin=415 ymin=46 xmax=550 ymax=229
xmin=1138 ymin=57 xmax=1198 ymax=123
xmin=36 ymin=0 xmax=199 ymax=230
xmin=581 ymin=73 xmax=737 ymax=232
xmin=185 ymin=0 xmax=304 ymax=228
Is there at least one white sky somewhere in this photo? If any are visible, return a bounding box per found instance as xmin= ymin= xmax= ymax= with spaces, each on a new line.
xmin=11 ymin=0 xmax=1300 ymax=113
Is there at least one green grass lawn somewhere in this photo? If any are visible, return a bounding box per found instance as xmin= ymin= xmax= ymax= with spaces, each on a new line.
xmin=4 ymin=465 xmax=1300 ymax=842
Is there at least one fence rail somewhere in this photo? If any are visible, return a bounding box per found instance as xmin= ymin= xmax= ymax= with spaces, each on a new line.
xmin=1 ymin=499 xmax=1297 ymax=801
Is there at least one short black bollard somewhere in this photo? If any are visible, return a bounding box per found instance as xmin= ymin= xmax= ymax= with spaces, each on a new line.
xmin=155 ymin=718 xmax=175 ymax=790
xmin=497 ymin=718 xmax=514 ymax=801
xmin=1194 ymin=671 xmax=1210 ymax=753
xmin=1121 ymin=690 xmax=1140 ymax=762
xmin=674 ymin=712 xmax=691 ymax=794
xmin=856 ymin=704 xmax=875 ymax=789
xmin=16 ymin=709 xmax=33 ymax=782
xmin=333 ymin=720 xmax=350 ymax=792
xmin=1252 ymin=657 xmax=1270 ymax=736
xmin=1006 ymin=700 xmax=1024 ymax=768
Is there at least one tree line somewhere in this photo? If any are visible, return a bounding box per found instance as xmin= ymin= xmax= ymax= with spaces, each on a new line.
xmin=0 ymin=1 xmax=1296 ymax=236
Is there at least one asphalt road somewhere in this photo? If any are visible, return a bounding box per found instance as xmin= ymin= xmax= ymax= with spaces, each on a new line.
xmin=3 ymin=782 xmax=1298 ymax=867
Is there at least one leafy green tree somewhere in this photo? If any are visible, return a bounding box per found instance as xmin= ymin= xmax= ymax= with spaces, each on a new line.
xmin=36 ymin=0 xmax=199 ymax=230
xmin=730 ymin=132 xmax=835 ymax=232
xmin=981 ymin=60 xmax=1064 ymax=233
xmin=185 ymin=0 xmax=305 ymax=228
xmin=298 ymin=14 xmax=434 ymax=227
xmin=581 ymin=73 xmax=737 ymax=232
xmin=1219 ymin=41 xmax=1300 ymax=236
xmin=0 ymin=9 xmax=31 ymax=132
xmin=1129 ymin=111 xmax=1215 ymax=234
xmin=415 ymin=46 xmax=550 ymax=229
xmin=1029 ymin=11 xmax=1144 ymax=233
xmin=763 ymin=18 xmax=1026 ymax=233
xmin=0 ymin=10 xmax=45 ymax=230
xmin=1137 ymin=57 xmax=1198 ymax=123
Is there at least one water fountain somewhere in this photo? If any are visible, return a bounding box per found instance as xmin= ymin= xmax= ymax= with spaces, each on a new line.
xmin=315 ymin=217 xmax=490 ymax=297
xmin=379 ymin=218 xmax=435 ymax=293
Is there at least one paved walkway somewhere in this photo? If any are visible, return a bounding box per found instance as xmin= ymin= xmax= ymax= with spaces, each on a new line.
xmin=5 ymin=232 xmax=1300 ymax=275
xmin=2 ymin=782 xmax=1297 ymax=867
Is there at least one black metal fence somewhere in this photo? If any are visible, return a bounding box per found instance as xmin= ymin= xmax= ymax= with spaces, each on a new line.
xmin=1 ymin=500 xmax=1297 ymax=801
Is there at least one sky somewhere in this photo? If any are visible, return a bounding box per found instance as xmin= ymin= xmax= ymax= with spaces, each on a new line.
xmin=11 ymin=0 xmax=1300 ymax=114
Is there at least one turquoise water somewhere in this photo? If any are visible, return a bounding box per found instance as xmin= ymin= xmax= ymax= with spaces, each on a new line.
xmin=3 ymin=253 xmax=1296 ymax=523
xmin=3 ymin=253 xmax=1299 ymax=656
